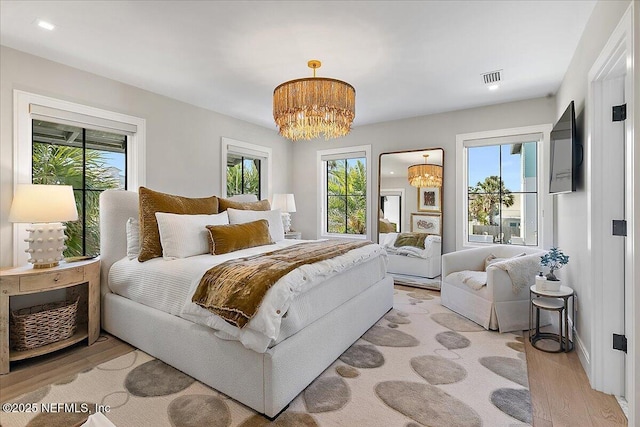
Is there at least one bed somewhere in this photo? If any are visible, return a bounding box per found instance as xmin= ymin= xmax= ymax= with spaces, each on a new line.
xmin=99 ymin=189 xmax=393 ymax=418
xmin=379 ymin=232 xmax=441 ymax=279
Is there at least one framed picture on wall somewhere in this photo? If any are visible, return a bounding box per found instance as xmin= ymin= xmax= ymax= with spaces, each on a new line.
xmin=411 ymin=213 xmax=441 ymax=235
xmin=417 ymin=187 xmax=441 ymax=212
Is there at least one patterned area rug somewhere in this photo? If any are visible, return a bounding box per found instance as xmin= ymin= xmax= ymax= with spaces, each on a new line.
xmin=3 ymin=289 xmax=531 ymax=427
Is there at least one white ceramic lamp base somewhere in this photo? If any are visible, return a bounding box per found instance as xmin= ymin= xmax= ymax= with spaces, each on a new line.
xmin=25 ymin=222 xmax=68 ymax=268
xmin=281 ymin=212 xmax=292 ymax=233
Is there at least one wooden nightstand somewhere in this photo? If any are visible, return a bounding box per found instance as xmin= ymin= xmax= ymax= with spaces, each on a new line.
xmin=0 ymin=258 xmax=100 ymax=374
xmin=284 ymin=231 xmax=302 ymax=240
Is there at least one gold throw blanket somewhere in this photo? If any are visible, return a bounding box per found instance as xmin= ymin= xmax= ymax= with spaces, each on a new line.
xmin=192 ymin=240 xmax=372 ymax=328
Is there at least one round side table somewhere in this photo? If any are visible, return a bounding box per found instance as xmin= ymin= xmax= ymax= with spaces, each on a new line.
xmin=529 ymin=285 xmax=575 ymax=353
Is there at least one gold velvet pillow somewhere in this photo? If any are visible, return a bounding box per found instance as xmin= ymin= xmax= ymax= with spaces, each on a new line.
xmin=394 ymin=233 xmax=428 ymax=249
xmin=217 ymin=198 xmax=271 ymax=212
xmin=138 ymin=187 xmax=219 ymax=262
xmin=206 ymin=219 xmax=273 ymax=255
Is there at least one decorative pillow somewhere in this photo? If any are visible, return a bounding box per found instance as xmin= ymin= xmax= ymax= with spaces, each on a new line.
xmin=126 ymin=217 xmax=140 ymax=260
xmin=138 ymin=187 xmax=219 ymax=262
xmin=484 ymin=252 xmax=527 ymax=271
xmin=217 ymin=197 xmax=271 ymax=212
xmin=394 ymin=233 xmax=428 ymax=249
xmin=206 ymin=220 xmax=273 ymax=255
xmin=156 ymin=212 xmax=229 ymax=259
xmin=226 ymin=208 xmax=285 ymax=242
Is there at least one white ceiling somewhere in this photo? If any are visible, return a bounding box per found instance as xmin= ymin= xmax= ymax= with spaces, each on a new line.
xmin=0 ymin=1 xmax=596 ymax=131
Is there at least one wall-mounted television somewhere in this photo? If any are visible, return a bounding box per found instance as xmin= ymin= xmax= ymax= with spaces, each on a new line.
xmin=549 ymin=101 xmax=579 ymax=194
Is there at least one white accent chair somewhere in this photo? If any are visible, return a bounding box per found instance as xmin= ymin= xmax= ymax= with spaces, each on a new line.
xmin=441 ymin=245 xmax=547 ymax=332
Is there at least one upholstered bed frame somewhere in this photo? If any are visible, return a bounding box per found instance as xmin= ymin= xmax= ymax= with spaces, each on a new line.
xmin=99 ymin=190 xmax=394 ymax=417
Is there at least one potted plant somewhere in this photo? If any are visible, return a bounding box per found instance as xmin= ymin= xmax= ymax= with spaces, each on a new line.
xmin=537 ymin=247 xmax=569 ymax=291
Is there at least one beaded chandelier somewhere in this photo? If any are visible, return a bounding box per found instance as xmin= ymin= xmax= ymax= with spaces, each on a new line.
xmin=407 ymin=155 xmax=443 ymax=187
xmin=273 ymin=60 xmax=355 ymax=141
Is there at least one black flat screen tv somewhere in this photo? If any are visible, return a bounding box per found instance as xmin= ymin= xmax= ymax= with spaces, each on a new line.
xmin=549 ymin=101 xmax=578 ymax=194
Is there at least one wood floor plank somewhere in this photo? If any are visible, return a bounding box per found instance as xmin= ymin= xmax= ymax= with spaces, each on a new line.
xmin=569 ymin=351 xmax=627 ymax=425
xmin=525 ymin=335 xmax=553 ymax=423
xmin=525 ymin=329 xmax=628 ymax=427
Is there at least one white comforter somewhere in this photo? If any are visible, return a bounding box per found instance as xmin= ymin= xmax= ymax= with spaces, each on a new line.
xmin=109 ymin=240 xmax=386 ymax=352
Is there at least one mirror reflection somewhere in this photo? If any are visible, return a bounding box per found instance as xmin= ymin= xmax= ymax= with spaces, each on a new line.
xmin=378 ymin=148 xmax=443 ymax=289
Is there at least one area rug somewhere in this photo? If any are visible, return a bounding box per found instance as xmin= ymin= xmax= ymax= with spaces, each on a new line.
xmin=391 ymin=273 xmax=441 ymax=290
xmin=3 ymin=289 xmax=531 ymax=427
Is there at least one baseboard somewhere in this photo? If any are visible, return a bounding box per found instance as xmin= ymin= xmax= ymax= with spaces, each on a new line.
xmin=574 ymin=329 xmax=591 ymax=385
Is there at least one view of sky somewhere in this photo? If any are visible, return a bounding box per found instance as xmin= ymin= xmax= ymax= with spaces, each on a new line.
xmin=468 ymin=145 xmax=525 ymax=191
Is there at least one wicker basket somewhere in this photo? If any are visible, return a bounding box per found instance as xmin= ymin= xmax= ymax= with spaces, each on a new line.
xmin=9 ymin=298 xmax=79 ymax=351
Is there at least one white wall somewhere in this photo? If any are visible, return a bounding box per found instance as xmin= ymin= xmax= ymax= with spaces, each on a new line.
xmin=634 ymin=3 xmax=640 ymax=422
xmin=0 ymin=46 xmax=291 ymax=268
xmin=554 ymin=0 xmax=630 ymax=378
xmin=292 ymin=96 xmax=556 ymax=254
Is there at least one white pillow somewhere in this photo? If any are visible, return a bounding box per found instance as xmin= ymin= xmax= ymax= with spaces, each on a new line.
xmin=155 ymin=211 xmax=229 ymax=259
xmin=126 ymin=217 xmax=140 ymax=260
xmin=226 ymin=208 xmax=285 ymax=242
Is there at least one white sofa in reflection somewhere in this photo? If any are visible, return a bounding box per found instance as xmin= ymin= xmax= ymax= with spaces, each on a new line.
xmin=441 ymin=244 xmax=548 ymax=332
xmin=380 ymin=233 xmax=441 ymax=279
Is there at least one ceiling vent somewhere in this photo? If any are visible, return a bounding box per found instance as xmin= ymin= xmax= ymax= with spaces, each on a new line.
xmin=482 ymin=70 xmax=502 ymax=85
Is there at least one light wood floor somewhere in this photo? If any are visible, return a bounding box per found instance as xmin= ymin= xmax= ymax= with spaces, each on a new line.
xmin=0 ymin=331 xmax=628 ymax=426
xmin=524 ymin=331 xmax=627 ymax=426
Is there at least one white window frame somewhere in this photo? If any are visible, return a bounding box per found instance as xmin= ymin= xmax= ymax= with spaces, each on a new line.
xmin=221 ymin=137 xmax=272 ymax=200
xmin=455 ymin=124 xmax=553 ymax=250
xmin=317 ymin=145 xmax=372 ymax=241
xmin=13 ymin=90 xmax=146 ymax=266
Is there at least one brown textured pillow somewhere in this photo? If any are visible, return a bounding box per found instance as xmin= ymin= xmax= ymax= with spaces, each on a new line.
xmin=394 ymin=233 xmax=428 ymax=249
xmin=138 ymin=187 xmax=219 ymax=262
xmin=207 ymin=219 xmax=273 ymax=255
xmin=217 ymin=198 xmax=271 ymax=212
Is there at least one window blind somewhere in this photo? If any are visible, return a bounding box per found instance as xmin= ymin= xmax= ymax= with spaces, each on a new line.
xmin=30 ymin=104 xmax=137 ymax=135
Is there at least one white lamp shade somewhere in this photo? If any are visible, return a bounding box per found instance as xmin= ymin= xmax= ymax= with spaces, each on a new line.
xmin=9 ymin=184 xmax=79 ymax=223
xmin=271 ymin=193 xmax=296 ymax=213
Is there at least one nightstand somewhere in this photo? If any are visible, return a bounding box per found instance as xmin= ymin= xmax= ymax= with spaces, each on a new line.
xmin=284 ymin=231 xmax=302 ymax=240
xmin=0 ymin=258 xmax=100 ymax=374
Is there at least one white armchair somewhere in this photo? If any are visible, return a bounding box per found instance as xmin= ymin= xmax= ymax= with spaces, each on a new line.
xmin=441 ymin=245 xmax=548 ymax=332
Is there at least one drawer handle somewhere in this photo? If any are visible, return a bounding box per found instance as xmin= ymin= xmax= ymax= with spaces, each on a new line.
xmin=54 ymin=274 xmax=60 ymax=282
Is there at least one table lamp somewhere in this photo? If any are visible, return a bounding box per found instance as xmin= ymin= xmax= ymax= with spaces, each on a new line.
xmin=9 ymin=184 xmax=78 ymax=268
xmin=271 ymin=193 xmax=296 ymax=233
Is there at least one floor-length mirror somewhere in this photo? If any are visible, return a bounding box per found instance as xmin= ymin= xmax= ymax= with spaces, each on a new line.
xmin=378 ymin=148 xmax=444 ymax=290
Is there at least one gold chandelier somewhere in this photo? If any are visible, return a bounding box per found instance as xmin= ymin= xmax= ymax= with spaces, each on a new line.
xmin=408 ymin=154 xmax=443 ymax=187
xmin=273 ymin=60 xmax=355 ymax=141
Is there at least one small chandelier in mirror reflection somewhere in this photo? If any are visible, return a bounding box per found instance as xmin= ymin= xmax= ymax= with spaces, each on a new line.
xmin=408 ymin=154 xmax=443 ymax=187
xmin=273 ymin=60 xmax=356 ymax=141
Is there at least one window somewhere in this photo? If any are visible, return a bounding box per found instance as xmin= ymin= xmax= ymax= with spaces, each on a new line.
xmin=467 ymin=142 xmax=537 ymax=245
xmin=13 ymin=90 xmax=146 ymax=266
xmin=226 ymin=154 xmax=261 ymax=199
xmin=32 ymin=120 xmax=127 ymax=256
xmin=318 ymin=145 xmax=372 ymax=239
xmin=456 ymin=125 xmax=553 ymax=249
xmin=221 ymin=137 xmax=271 ymax=199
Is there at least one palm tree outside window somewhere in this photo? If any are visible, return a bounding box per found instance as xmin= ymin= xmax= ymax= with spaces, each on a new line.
xmin=226 ymin=154 xmax=261 ymax=200
xmin=467 ymin=142 xmax=537 ymax=245
xmin=326 ymin=157 xmax=367 ymax=235
xmin=32 ymin=120 xmax=127 ymax=257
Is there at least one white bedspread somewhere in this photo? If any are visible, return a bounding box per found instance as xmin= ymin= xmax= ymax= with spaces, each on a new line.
xmin=109 ymin=240 xmax=386 ymax=352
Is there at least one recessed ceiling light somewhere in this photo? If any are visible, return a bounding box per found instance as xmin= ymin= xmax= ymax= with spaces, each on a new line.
xmin=389 ymin=171 xmax=394 ymax=174
xmin=37 ymin=20 xmax=55 ymax=31
xmin=488 ymin=84 xmax=500 ymax=91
